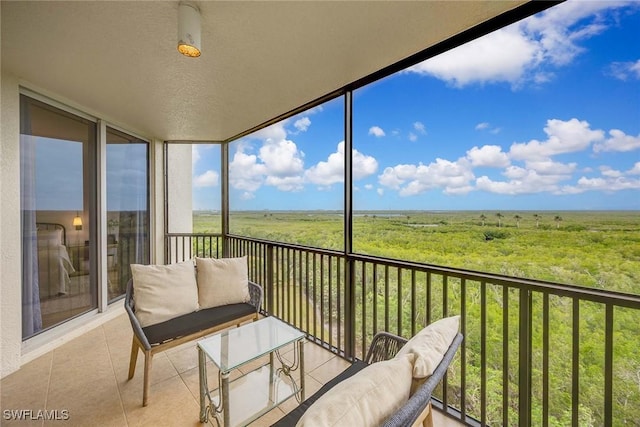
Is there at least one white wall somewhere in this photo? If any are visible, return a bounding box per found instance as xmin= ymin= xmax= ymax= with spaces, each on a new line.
xmin=167 ymin=144 xmax=193 ymax=234
xmin=166 ymin=144 xmax=193 ymax=263
xmin=0 ymin=71 xmax=23 ymax=377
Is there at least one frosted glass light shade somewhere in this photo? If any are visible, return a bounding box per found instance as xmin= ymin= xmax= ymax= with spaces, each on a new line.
xmin=178 ymin=3 xmax=201 ymax=57
xmin=73 ymin=214 xmax=83 ymax=230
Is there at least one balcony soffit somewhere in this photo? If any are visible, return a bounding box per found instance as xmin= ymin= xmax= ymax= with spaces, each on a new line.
xmin=1 ymin=1 xmax=527 ymax=142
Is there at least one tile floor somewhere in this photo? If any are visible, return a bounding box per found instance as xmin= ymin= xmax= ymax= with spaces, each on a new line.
xmin=1 ymin=313 xmax=462 ymax=426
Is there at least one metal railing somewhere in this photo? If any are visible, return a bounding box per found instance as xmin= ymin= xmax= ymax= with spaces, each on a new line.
xmin=165 ymin=233 xmax=640 ymax=426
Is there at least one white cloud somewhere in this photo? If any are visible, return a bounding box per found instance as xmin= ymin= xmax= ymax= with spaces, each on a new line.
xmin=408 ymin=132 xmax=418 ymax=142
xmin=558 ymin=175 xmax=640 ymax=194
xmin=378 ymin=158 xmax=475 ymax=196
xmin=294 ymin=117 xmax=311 ymax=132
xmin=600 ymin=166 xmax=622 ymax=178
xmin=305 ymin=141 xmax=378 ymax=186
xmin=229 ymin=150 xmax=266 ymax=192
xmin=629 ymin=162 xmax=640 ymax=175
xmin=259 ymin=139 xmax=305 ymax=177
xmin=475 ymin=122 xmax=490 ymax=130
xmin=240 ymin=192 xmax=255 ymax=200
xmin=509 ymin=118 xmax=604 ymax=161
xmin=364 ymin=184 xmax=374 ymax=190
xmin=593 ymin=129 xmax=640 ymax=153
xmin=265 ymin=175 xmax=304 ymax=192
xmin=193 ymin=170 xmax=219 ymax=187
xmin=466 ymin=145 xmax=510 ymax=168
xmin=476 ymin=168 xmax=570 ymax=195
xmin=405 ymin=1 xmax=636 ymax=88
xmin=608 ymin=60 xmax=640 ymax=81
xmin=253 ymin=122 xmax=287 ymax=143
xmin=414 ymin=122 xmax=427 ymax=135
xmin=377 ymin=188 xmax=384 ymax=196
xmin=407 ymin=26 xmax=539 ymax=87
xmin=524 ymin=159 xmax=577 ymax=175
xmin=368 ymin=126 xmax=386 ymax=137
xmin=231 ymin=123 xmax=307 ymax=193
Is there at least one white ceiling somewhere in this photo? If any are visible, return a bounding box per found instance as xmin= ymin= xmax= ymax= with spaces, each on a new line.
xmin=2 ymin=1 xmax=530 ymax=142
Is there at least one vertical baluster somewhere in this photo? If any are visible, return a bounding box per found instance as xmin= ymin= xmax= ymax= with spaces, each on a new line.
xmin=384 ymin=265 xmax=390 ymax=332
xmin=361 ymin=261 xmax=367 ymax=357
xmin=461 ymin=278 xmax=467 ymax=420
xmin=320 ymin=253 xmax=325 ymax=344
xmin=572 ymin=298 xmax=580 ymax=427
xmin=372 ymin=264 xmax=378 ymax=337
xmin=481 ymin=281 xmax=487 ymax=426
xmin=327 ymin=255 xmax=333 ymax=352
xmin=411 ymin=269 xmax=416 ymax=336
xmin=604 ymin=304 xmax=613 ymax=427
xmin=503 ymin=286 xmax=509 ymax=427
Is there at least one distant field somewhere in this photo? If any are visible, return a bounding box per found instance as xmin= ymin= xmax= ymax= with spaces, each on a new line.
xmin=194 ymin=210 xmax=640 ymax=295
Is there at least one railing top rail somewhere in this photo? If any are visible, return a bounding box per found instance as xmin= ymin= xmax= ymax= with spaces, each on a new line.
xmin=226 ymin=234 xmax=345 ymax=257
xmin=165 ymin=233 xmax=223 ymax=237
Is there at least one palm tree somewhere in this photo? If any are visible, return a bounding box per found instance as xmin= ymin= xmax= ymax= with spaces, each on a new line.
xmin=533 ymin=214 xmax=541 ymax=228
xmin=480 ymin=214 xmax=486 ymax=226
xmin=554 ymin=215 xmax=562 ymax=229
xmin=496 ymin=212 xmax=503 ymax=227
xmin=514 ymin=214 xmax=522 ymax=228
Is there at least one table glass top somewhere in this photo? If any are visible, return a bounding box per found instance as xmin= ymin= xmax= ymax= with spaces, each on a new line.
xmin=197 ymin=317 xmax=305 ymax=372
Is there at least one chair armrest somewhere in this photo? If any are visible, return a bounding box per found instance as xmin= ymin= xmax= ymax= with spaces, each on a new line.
xmin=248 ymin=281 xmax=263 ymax=312
xmin=381 ymin=333 xmax=464 ymax=427
xmin=125 ymin=278 xmax=152 ymax=351
xmin=365 ymin=331 xmax=409 ymax=364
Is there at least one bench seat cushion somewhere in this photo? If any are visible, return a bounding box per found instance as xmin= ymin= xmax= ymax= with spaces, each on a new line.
xmin=271 ymin=361 xmax=368 ymax=427
xmin=142 ymin=303 xmax=256 ymax=345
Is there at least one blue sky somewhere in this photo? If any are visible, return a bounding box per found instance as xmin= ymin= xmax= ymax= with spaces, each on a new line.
xmin=192 ymin=1 xmax=640 ymax=211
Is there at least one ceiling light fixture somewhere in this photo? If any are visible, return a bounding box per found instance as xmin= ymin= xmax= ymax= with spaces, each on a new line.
xmin=177 ymin=2 xmax=201 ymax=58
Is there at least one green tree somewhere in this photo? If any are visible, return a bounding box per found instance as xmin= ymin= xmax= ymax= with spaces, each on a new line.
xmin=533 ymin=214 xmax=541 ymax=228
xmin=514 ymin=214 xmax=522 ymax=228
xmin=480 ymin=214 xmax=487 ymax=226
xmin=496 ymin=212 xmax=504 ymax=227
xmin=554 ymin=215 xmax=563 ymax=229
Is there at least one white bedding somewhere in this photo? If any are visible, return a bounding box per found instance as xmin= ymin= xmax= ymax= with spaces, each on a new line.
xmin=37 ymin=229 xmax=75 ymax=297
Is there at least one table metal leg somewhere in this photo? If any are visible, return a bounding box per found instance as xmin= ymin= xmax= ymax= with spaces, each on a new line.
xmin=299 ymin=339 xmax=305 ymax=401
xmin=221 ymin=371 xmax=230 ymax=427
xmin=198 ymin=347 xmax=208 ymax=423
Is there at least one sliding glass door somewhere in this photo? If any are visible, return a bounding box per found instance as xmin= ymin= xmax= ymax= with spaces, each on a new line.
xmin=106 ymin=127 xmax=149 ymax=301
xmin=20 ymin=95 xmax=98 ymax=337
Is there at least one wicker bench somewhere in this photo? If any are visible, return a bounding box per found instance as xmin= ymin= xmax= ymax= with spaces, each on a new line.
xmin=124 ymin=277 xmax=263 ymax=406
xmin=273 ymin=331 xmax=463 ymax=427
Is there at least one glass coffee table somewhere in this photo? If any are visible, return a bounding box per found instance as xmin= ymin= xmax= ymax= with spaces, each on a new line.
xmin=197 ymin=317 xmax=305 ymax=426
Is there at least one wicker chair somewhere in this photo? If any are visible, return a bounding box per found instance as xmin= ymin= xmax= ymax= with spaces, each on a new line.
xmin=273 ymin=331 xmax=464 ymax=427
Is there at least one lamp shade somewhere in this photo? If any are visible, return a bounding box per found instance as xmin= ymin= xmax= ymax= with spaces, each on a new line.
xmin=73 ymin=214 xmax=83 ymax=230
xmin=178 ymin=3 xmax=201 ymax=57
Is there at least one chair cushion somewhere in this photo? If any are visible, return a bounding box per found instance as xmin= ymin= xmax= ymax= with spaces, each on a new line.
xmin=272 ymin=361 xmax=369 ymax=427
xmin=142 ymin=303 xmax=256 ymax=345
xmin=130 ymin=261 xmax=199 ymax=327
xmin=196 ymin=256 xmax=250 ymax=309
xmin=295 ymin=354 xmax=414 ymax=427
xmin=396 ymin=315 xmax=460 ymax=378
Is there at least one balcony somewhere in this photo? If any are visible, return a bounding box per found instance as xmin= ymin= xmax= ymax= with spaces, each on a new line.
xmin=167 ymin=233 xmax=640 ymax=426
